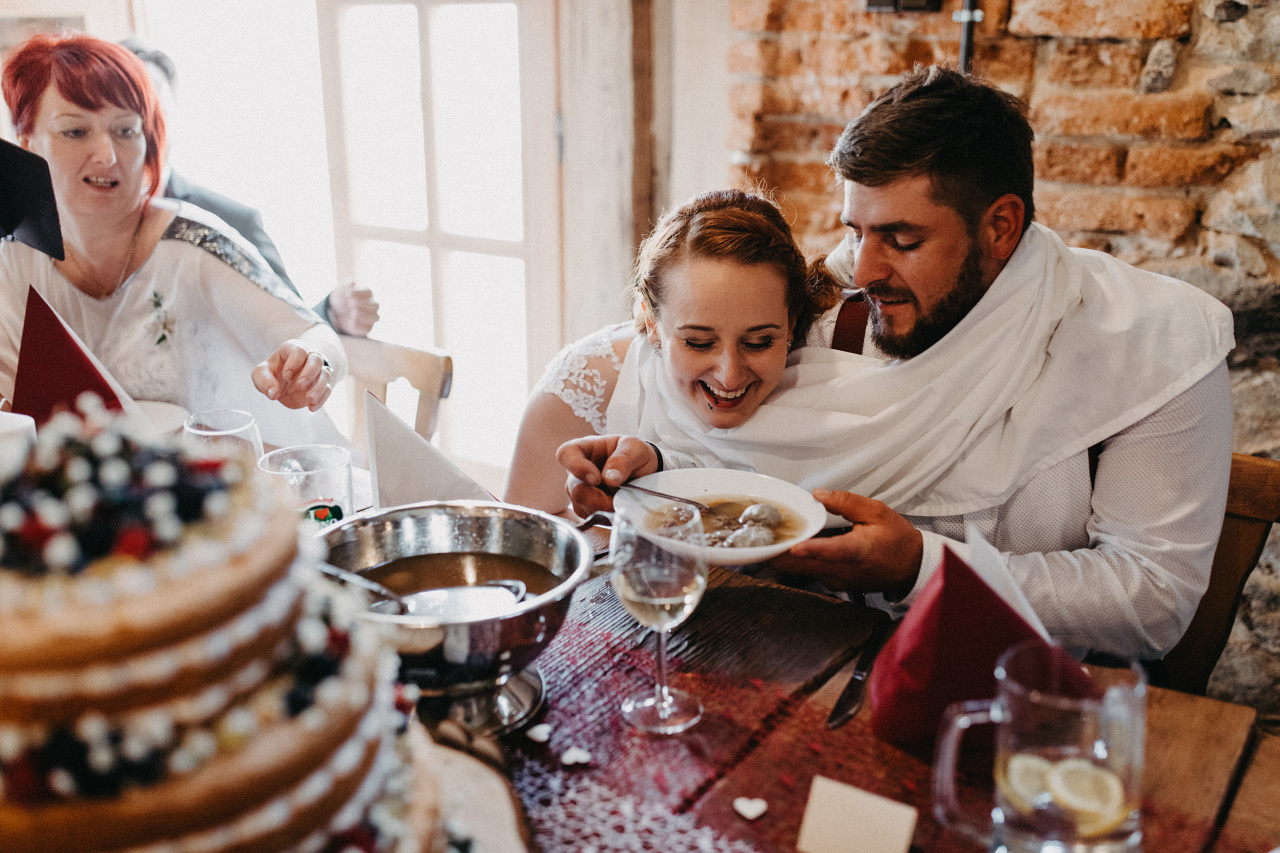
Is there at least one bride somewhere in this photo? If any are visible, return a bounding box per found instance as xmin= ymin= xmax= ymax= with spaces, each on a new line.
xmin=503 ymin=189 xmax=842 ymax=514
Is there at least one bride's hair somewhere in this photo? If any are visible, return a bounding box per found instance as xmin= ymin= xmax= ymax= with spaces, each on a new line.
xmin=630 ymin=190 xmax=841 ymax=349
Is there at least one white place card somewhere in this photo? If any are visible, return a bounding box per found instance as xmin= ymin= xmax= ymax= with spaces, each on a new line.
xmin=795 ymin=775 xmax=917 ymax=853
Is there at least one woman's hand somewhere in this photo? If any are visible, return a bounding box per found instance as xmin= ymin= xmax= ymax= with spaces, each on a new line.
xmin=557 ymin=435 xmax=660 ymax=517
xmin=252 ymin=339 xmax=334 ymax=412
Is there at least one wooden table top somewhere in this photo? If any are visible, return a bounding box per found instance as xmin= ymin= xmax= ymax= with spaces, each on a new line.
xmin=498 ymin=567 xmax=1270 ymax=853
xmin=1216 ymin=729 xmax=1280 ymax=853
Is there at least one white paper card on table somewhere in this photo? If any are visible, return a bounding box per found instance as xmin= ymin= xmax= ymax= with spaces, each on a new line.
xmin=796 ymin=775 xmax=917 ymax=853
xmin=964 ymin=522 xmax=1050 ymax=640
xmin=365 ymin=391 xmax=492 ymax=509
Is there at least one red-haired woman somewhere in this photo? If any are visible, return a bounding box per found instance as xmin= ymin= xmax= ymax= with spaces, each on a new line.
xmin=0 ymin=32 xmax=346 ymax=447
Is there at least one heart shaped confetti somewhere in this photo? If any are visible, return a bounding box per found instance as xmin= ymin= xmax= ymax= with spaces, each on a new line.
xmin=526 ymin=724 xmax=551 ymax=743
xmin=560 ymin=747 xmax=592 ymax=766
xmin=733 ymin=797 xmax=768 ymax=820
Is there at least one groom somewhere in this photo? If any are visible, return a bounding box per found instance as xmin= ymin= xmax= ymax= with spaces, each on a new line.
xmin=563 ymin=66 xmax=1234 ymax=662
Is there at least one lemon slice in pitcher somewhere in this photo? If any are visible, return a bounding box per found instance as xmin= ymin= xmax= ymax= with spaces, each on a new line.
xmin=999 ymin=753 xmax=1053 ymax=813
xmin=1045 ymin=758 xmax=1128 ymax=838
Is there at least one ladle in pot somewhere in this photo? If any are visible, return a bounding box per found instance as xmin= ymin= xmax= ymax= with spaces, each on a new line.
xmin=317 ymin=562 xmax=527 ymax=616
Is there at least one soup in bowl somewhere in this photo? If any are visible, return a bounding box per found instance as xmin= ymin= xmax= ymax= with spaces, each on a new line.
xmin=612 ymin=469 xmax=827 ymax=565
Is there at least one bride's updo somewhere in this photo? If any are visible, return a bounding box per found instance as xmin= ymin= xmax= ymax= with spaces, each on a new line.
xmin=629 ymin=190 xmax=842 ymax=350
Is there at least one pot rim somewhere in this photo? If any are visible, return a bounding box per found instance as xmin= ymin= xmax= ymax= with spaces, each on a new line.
xmin=321 ymin=499 xmax=594 ymax=627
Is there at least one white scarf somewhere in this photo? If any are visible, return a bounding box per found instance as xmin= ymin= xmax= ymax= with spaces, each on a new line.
xmin=606 ymin=223 xmax=1234 ymax=516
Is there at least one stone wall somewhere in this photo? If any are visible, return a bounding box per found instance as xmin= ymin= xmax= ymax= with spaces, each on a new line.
xmin=728 ymin=0 xmax=1280 ymax=713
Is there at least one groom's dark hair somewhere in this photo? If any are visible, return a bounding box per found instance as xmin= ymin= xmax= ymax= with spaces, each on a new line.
xmin=829 ymin=65 xmax=1035 ymax=234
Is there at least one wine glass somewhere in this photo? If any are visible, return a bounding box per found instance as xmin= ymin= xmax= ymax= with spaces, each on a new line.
xmin=610 ymin=505 xmax=709 ymax=734
xmin=181 ymin=409 xmax=264 ymax=460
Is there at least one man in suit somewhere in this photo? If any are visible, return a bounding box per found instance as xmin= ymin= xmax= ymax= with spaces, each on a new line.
xmin=123 ymin=39 xmax=379 ymax=336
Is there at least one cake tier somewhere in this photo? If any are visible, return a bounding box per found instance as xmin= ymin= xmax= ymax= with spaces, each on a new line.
xmin=0 ymin=476 xmax=299 ymax=673
xmin=0 ymin=571 xmax=303 ymax=725
xmin=0 ymin=628 xmax=389 ymax=853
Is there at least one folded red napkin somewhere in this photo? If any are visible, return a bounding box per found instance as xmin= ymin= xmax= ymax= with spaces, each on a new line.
xmin=867 ymin=545 xmax=1098 ymax=750
xmin=12 ymin=286 xmax=123 ymax=424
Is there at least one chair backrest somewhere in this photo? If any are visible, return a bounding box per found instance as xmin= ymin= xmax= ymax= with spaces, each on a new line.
xmin=1164 ymin=453 xmax=1280 ymax=695
xmin=338 ymin=335 xmax=452 ymax=449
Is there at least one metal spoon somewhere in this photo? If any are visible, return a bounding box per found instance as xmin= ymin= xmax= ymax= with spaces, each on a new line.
xmin=318 ymin=562 xmax=410 ymax=614
xmin=318 ymin=563 xmax=529 ymax=616
xmin=614 ymin=483 xmax=712 ymax=512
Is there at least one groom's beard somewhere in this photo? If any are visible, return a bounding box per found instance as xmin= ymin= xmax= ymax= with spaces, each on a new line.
xmin=867 ymin=240 xmax=988 ymax=359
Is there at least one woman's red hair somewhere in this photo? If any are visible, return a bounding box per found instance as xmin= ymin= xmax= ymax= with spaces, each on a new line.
xmin=2 ymin=32 xmax=166 ymax=199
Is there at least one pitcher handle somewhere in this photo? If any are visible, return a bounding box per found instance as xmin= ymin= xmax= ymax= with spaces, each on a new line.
xmin=932 ymin=699 xmax=1001 ymax=847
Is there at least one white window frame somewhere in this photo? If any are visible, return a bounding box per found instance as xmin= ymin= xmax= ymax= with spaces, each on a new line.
xmin=314 ymin=0 xmax=563 ymax=396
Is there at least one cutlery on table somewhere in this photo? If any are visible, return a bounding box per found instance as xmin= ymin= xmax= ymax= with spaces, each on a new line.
xmin=826 ymin=617 xmax=896 ymax=729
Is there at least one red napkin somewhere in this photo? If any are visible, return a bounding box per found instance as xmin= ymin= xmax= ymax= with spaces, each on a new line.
xmin=867 ymin=545 xmax=1098 ymax=750
xmin=12 ymin=286 xmax=123 ymax=425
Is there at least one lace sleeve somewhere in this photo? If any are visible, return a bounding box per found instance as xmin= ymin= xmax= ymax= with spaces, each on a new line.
xmin=531 ymin=323 xmax=630 ymax=435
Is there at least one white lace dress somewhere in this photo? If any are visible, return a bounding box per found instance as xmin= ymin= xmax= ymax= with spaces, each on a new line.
xmin=531 ymin=322 xmax=632 ymax=434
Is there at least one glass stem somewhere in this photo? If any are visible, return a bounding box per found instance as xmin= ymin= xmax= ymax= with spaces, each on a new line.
xmin=655 ymin=629 xmax=672 ymax=719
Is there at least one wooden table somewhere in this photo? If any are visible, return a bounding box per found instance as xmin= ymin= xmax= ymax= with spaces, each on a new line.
xmin=1216 ymin=729 xmax=1280 ymax=853
xmin=496 ymin=568 xmax=1270 ymax=852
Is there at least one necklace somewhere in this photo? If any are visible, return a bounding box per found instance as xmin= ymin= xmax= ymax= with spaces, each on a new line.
xmin=113 ymin=211 xmax=144 ymax=293
xmin=59 ymin=210 xmax=145 ymax=299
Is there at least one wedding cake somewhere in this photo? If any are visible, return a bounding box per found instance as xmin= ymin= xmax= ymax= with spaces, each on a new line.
xmin=0 ymin=409 xmax=434 ymax=852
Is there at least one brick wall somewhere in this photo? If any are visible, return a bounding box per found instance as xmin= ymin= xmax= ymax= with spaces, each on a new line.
xmin=728 ymin=0 xmax=1280 ymax=716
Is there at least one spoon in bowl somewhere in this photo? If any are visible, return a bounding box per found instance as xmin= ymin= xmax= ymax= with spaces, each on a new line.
xmin=609 ymin=483 xmax=712 ymax=512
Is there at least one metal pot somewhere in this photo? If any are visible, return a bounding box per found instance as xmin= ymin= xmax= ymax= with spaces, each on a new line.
xmin=321 ymin=501 xmax=593 ymax=732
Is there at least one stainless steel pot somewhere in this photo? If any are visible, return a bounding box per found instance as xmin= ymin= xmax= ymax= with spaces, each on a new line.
xmin=321 ymin=501 xmax=593 ymax=731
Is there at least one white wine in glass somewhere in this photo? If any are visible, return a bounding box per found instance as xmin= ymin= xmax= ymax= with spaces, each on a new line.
xmin=612 ymin=570 xmax=706 ymax=632
xmin=610 ymin=506 xmax=709 ymax=735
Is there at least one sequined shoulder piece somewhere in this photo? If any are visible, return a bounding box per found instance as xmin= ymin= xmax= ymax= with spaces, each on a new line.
xmin=164 ymin=215 xmax=311 ymax=313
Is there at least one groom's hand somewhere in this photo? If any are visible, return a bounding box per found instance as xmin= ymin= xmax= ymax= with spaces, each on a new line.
xmin=557 ymin=435 xmax=660 ymax=517
xmin=771 ymin=488 xmax=924 ymax=598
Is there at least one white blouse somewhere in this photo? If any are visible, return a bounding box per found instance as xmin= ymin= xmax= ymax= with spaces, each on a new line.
xmin=0 ymin=204 xmax=346 ymax=448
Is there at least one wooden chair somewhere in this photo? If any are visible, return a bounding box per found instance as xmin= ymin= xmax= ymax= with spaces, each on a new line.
xmin=1163 ymin=453 xmax=1280 ymax=695
xmin=337 ymin=335 xmax=453 ymax=449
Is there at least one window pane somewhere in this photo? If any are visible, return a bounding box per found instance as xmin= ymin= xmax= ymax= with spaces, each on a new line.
xmin=339 ymin=4 xmax=429 ymax=229
xmin=439 ymin=252 xmax=526 ymax=466
xmin=354 ymin=240 xmax=434 ymax=350
xmin=428 ymin=4 xmax=524 ymax=241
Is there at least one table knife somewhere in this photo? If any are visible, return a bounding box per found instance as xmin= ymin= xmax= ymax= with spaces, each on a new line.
xmin=826 ymin=618 xmax=895 ymax=729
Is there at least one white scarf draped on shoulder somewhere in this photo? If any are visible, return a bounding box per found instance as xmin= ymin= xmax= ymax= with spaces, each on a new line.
xmin=605 ymin=223 xmax=1235 ymax=517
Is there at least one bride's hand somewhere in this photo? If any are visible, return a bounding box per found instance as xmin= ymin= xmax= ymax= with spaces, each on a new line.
xmin=557 ymin=435 xmax=659 ymax=517
xmin=252 ymin=339 xmax=334 ymax=412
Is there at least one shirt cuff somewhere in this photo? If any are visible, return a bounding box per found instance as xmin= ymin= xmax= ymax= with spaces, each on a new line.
xmin=865 ymin=529 xmax=957 ymax=616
